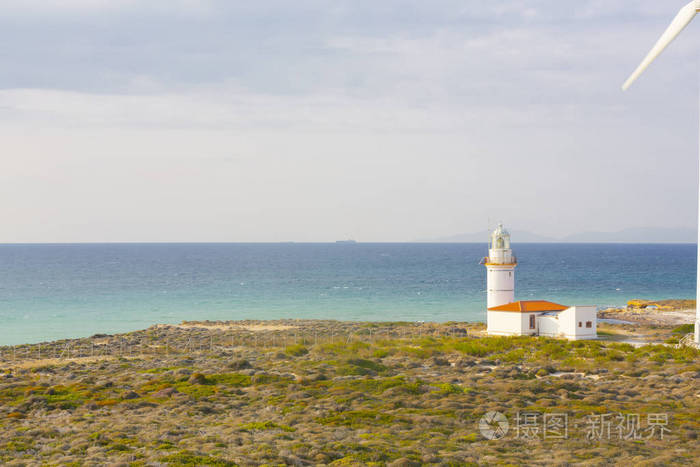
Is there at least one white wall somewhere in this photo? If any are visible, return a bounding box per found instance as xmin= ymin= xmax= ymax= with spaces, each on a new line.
xmin=537 ymin=315 xmax=560 ymax=337
xmin=558 ymin=306 xmax=597 ymax=340
xmin=487 ymin=307 xmax=597 ymax=340
xmin=487 ymin=311 xmax=538 ymax=336
xmin=520 ymin=312 xmax=538 ymax=336
xmin=486 ymin=265 xmax=515 ymax=309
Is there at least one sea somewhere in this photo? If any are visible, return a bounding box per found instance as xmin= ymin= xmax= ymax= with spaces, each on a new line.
xmin=0 ymin=243 xmax=695 ymax=346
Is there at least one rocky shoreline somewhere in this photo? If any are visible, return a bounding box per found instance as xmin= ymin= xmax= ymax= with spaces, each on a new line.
xmin=0 ymin=320 xmax=698 ymax=465
xmin=598 ymin=308 xmax=695 ymax=326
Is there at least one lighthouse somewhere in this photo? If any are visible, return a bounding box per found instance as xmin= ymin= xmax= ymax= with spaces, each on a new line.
xmin=484 ymin=223 xmax=517 ymax=309
xmin=484 ymin=223 xmax=598 ymax=340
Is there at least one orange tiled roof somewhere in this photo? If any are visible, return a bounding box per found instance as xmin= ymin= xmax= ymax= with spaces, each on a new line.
xmin=488 ymin=300 xmax=568 ymax=312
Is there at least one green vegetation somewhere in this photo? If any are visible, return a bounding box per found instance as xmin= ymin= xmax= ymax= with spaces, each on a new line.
xmin=207 ymin=373 xmax=252 ymax=386
xmin=138 ymin=372 xmax=252 ymax=400
xmin=4 ymin=439 xmax=34 ymax=452
xmin=432 ymin=383 xmax=469 ymax=395
xmin=317 ymin=410 xmax=398 ymax=427
xmin=343 ymin=376 xmax=422 ymax=395
xmin=159 ymin=450 xmax=238 ymax=466
xmin=673 ymin=323 xmax=695 ymax=334
xmin=284 ymin=344 xmax=309 ymax=357
xmin=336 ymin=358 xmax=387 ymax=376
xmin=0 ymin=320 xmax=697 ymax=465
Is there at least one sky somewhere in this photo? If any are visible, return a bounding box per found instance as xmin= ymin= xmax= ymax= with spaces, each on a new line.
xmin=1 ymin=0 xmax=698 ymax=242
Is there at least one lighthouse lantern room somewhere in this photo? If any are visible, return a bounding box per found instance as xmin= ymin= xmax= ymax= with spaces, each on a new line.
xmin=484 ymin=223 xmax=517 ymax=309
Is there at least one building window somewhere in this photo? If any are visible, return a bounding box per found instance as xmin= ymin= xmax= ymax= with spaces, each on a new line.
xmin=578 ymin=322 xmax=582 ymax=328
xmin=509 ymin=271 xmax=512 ymax=277
xmin=586 ymin=321 xmax=592 ymax=328
xmin=529 ymin=315 xmax=536 ymax=329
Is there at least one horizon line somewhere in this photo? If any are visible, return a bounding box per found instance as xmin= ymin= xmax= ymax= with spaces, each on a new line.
xmin=0 ymin=241 xmax=696 ymax=245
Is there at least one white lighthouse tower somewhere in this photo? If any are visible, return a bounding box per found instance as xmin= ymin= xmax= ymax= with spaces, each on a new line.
xmin=484 ymin=223 xmax=517 ymax=309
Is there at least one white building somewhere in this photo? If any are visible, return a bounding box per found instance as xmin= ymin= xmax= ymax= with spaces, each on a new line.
xmin=484 ymin=224 xmax=597 ymax=340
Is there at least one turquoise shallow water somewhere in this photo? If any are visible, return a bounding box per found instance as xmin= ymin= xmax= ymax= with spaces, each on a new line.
xmin=0 ymin=243 xmax=695 ymax=345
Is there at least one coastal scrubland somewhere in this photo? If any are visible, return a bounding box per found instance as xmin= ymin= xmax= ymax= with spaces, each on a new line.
xmin=0 ymin=320 xmax=697 ymax=466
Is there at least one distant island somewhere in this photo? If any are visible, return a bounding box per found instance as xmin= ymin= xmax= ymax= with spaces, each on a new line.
xmin=335 ymin=239 xmax=357 ymax=244
xmin=419 ymin=226 xmax=697 ymax=243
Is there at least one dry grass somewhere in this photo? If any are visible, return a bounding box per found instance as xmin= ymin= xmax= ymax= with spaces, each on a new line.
xmin=0 ymin=319 xmax=697 ymax=465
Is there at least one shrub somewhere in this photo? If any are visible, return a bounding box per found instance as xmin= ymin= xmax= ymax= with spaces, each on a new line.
xmin=252 ymin=373 xmax=292 ymax=385
xmin=459 ymin=433 xmax=478 ymax=443
xmin=673 ymin=323 xmax=694 ymax=334
xmin=208 ymin=373 xmax=251 ymax=387
xmin=318 ymin=340 xmax=370 ymax=356
xmin=450 ymin=336 xmax=521 ymax=357
xmin=317 ymin=410 xmax=396 ymax=427
xmin=499 ymin=349 xmax=527 ymax=362
xmin=228 ymin=359 xmax=251 ymax=370
xmin=372 ymin=349 xmax=390 ymax=358
xmin=344 ymin=376 xmax=422 ymax=395
xmin=176 ymin=383 xmax=216 ymax=399
xmin=337 ymin=358 xmax=387 ymax=376
xmin=4 ymin=439 xmax=34 ymax=451
xmin=432 ymin=383 xmax=469 ymax=395
xmin=159 ymin=450 xmax=236 ymax=466
xmin=285 ymin=344 xmax=309 ymax=357
xmin=188 ymin=373 xmax=209 ymax=385
xmin=238 ymin=421 xmax=295 ymax=432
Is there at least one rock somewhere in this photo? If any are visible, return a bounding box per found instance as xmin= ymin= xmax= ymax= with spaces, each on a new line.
xmin=285 ymin=454 xmax=306 ymax=466
xmin=297 ymin=372 xmax=326 ymax=383
xmin=195 ymin=403 xmax=215 ymax=414
xmin=507 ymin=368 xmax=522 ymax=378
xmin=188 ymin=373 xmax=208 ymax=384
xmin=122 ymin=391 xmax=140 ymax=400
xmin=228 ymin=359 xmax=252 ymax=370
xmin=429 ymin=357 xmax=450 ymax=367
xmin=152 ymin=387 xmax=179 ymax=398
xmin=453 ymin=358 xmax=476 ymax=368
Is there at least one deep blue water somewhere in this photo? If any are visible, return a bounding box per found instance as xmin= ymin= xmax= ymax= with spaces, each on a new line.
xmin=0 ymin=243 xmax=695 ymax=345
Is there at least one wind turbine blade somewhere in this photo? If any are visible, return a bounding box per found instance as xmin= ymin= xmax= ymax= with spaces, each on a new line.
xmin=622 ymin=0 xmax=699 ymax=90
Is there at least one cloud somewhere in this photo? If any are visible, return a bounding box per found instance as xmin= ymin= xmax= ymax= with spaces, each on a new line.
xmin=2 ymin=0 xmax=211 ymax=14
xmin=0 ymin=0 xmax=697 ymax=241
